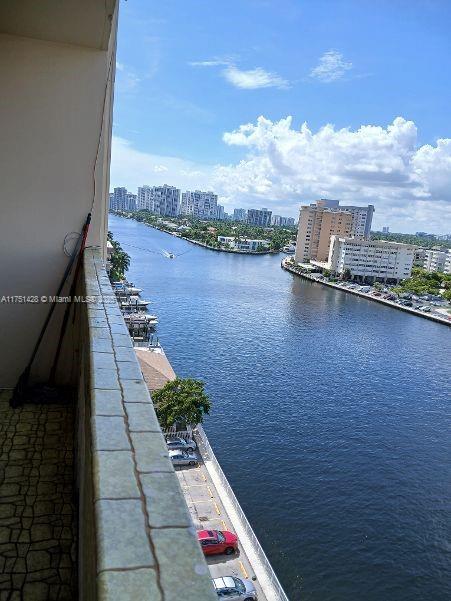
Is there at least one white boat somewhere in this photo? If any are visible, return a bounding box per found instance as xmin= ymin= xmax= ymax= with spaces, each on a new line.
xmin=121 ymin=296 xmax=151 ymax=308
xmin=283 ymin=244 xmax=296 ymax=254
xmin=126 ymin=286 xmax=142 ymax=295
xmin=123 ymin=313 xmax=158 ymax=325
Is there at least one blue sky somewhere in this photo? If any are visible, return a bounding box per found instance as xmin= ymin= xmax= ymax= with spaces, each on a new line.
xmin=111 ymin=0 xmax=451 ymax=233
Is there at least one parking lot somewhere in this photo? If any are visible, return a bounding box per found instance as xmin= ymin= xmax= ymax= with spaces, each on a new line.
xmin=174 ymin=458 xmax=268 ymax=601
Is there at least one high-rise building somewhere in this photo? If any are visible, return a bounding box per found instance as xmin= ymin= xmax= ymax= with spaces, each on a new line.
xmin=233 ymin=208 xmax=247 ymax=222
xmin=271 ymin=215 xmax=295 ymax=227
xmin=342 ymin=204 xmax=375 ymax=238
xmin=295 ymin=205 xmax=353 ymax=263
xmin=135 ymin=185 xmax=180 ymax=217
xmin=125 ymin=192 xmax=137 ymax=212
xmin=137 ymin=185 xmax=153 ymax=211
xmin=216 ymin=205 xmax=225 ymax=220
xmin=180 ymin=190 xmax=218 ymax=219
xmin=247 ymin=207 xmax=272 ymax=227
xmin=382 ymin=226 xmax=390 ymax=234
xmin=310 ymin=199 xmax=374 ymax=238
xmin=152 ymin=185 xmax=180 ymax=217
xmin=109 ymin=187 xmax=127 ymax=211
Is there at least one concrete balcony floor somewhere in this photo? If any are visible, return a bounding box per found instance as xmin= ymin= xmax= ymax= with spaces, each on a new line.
xmin=0 ymin=390 xmax=76 ymax=601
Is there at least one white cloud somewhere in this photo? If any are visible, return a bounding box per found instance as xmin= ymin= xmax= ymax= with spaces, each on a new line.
xmin=188 ymin=59 xmax=231 ymax=67
xmin=110 ymin=136 xmax=214 ymax=192
xmin=215 ymin=116 xmax=451 ymax=232
xmin=111 ymin=118 xmax=451 ymax=233
xmin=310 ymin=50 xmax=353 ymax=82
xmin=189 ymin=58 xmax=289 ymax=90
xmin=222 ymin=65 xmax=289 ymax=90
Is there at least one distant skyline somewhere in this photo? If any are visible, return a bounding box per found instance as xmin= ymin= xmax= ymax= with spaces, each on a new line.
xmin=111 ymin=0 xmax=451 ymax=234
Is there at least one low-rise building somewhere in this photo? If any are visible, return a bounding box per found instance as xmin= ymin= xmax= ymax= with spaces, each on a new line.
xmin=316 ymin=237 xmax=415 ymax=282
xmin=413 ymin=247 xmax=427 ymax=267
xmin=445 ymin=252 xmax=451 ymax=275
xmin=423 ymin=248 xmax=450 ymax=273
xmin=217 ymin=236 xmax=270 ymax=251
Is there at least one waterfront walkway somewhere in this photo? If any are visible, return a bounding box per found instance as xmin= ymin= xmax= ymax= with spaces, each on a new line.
xmin=0 ymin=391 xmax=76 ymax=601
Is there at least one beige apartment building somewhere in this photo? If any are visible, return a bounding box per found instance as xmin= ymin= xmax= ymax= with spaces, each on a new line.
xmin=295 ymin=205 xmax=353 ymax=263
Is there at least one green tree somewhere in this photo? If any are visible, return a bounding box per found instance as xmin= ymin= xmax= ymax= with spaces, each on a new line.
xmin=107 ymin=232 xmax=130 ymax=281
xmin=342 ymin=267 xmax=352 ymax=281
xmin=153 ymin=378 xmax=211 ymax=429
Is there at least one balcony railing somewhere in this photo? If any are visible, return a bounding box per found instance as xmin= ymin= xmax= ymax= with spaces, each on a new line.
xmin=77 ymin=248 xmax=216 ymax=600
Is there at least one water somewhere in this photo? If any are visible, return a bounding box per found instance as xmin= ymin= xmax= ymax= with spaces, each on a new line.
xmin=109 ymin=215 xmax=451 ymax=601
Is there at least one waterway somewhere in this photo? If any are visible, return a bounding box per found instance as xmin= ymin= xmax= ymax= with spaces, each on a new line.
xmin=109 ymin=214 xmax=451 ymax=601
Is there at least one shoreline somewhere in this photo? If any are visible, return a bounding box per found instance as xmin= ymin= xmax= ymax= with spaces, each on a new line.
xmin=177 ymin=235 xmax=278 ymax=255
xmin=281 ymin=257 xmax=451 ymax=327
xmin=113 ymin=212 xmax=279 ymax=255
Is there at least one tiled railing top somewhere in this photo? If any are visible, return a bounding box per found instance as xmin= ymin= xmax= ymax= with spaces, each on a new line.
xmin=84 ymin=249 xmax=216 ymax=601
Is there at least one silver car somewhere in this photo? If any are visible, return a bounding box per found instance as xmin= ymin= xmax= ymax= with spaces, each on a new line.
xmin=168 ymin=450 xmax=198 ymax=466
xmin=165 ymin=436 xmax=197 ymax=453
xmin=212 ymin=576 xmax=257 ymax=600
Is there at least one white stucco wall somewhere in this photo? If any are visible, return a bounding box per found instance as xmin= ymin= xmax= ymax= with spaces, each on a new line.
xmin=0 ymin=30 xmax=116 ymax=387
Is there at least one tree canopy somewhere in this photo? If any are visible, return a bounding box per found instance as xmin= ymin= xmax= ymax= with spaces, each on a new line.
xmin=393 ymin=267 xmax=451 ymax=296
xmin=111 ymin=209 xmax=297 ymax=251
xmin=107 ymin=231 xmax=130 ymax=281
xmin=152 ymin=378 xmax=211 ymax=429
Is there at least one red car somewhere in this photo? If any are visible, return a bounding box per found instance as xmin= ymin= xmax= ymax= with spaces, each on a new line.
xmin=197 ymin=529 xmax=238 ymax=555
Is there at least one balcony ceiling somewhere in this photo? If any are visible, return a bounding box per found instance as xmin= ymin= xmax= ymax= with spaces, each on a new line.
xmin=0 ymin=0 xmax=117 ymax=50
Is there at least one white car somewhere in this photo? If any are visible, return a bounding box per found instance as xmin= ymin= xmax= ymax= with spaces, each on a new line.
xmin=165 ymin=436 xmax=197 ymax=453
xmin=168 ymin=450 xmax=198 ymax=466
xmin=212 ymin=576 xmax=257 ymax=600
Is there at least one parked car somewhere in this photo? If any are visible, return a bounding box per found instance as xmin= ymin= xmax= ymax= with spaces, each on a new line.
xmin=421 ymin=306 xmax=431 ymax=312
xmin=197 ymin=529 xmax=238 ymax=555
xmin=212 ymin=576 xmax=257 ymax=600
xmin=165 ymin=436 xmax=197 ymax=453
xmin=168 ymin=450 xmax=198 ymax=466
